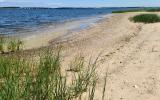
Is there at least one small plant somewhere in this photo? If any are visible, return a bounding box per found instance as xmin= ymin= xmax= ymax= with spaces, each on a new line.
xmin=7 ymin=39 xmax=23 ymax=52
xmin=130 ymin=14 xmax=160 ymax=23
xmin=17 ymin=39 xmax=23 ymax=51
xmin=68 ymin=55 xmax=85 ymax=72
xmin=70 ymin=56 xmax=99 ymax=99
xmin=7 ymin=40 xmax=17 ymax=52
xmin=0 ymin=37 xmax=5 ymax=53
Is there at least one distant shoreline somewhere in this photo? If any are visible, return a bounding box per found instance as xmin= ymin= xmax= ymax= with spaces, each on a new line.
xmin=0 ymin=7 xmax=143 ymax=9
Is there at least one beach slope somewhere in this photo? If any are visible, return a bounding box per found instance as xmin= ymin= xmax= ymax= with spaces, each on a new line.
xmin=18 ymin=12 xmax=160 ymax=100
xmin=57 ymin=12 xmax=160 ymax=100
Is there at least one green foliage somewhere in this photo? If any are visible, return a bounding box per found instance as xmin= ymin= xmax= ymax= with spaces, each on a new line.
xmin=130 ymin=14 xmax=160 ymax=23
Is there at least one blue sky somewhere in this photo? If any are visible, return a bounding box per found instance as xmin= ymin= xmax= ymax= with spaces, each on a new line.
xmin=0 ymin=0 xmax=160 ymax=7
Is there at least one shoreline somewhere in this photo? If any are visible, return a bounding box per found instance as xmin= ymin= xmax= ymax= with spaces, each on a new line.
xmin=21 ymin=14 xmax=112 ymax=50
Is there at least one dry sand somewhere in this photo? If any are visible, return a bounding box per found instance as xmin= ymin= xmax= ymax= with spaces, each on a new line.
xmin=25 ymin=12 xmax=160 ymax=100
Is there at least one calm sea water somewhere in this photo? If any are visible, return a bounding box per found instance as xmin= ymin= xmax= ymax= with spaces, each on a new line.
xmin=0 ymin=7 xmax=138 ymax=35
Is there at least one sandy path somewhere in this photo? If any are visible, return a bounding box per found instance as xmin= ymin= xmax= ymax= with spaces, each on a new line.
xmin=56 ymin=12 xmax=160 ymax=100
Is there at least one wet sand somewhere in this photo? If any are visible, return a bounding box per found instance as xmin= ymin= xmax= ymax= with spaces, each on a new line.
xmin=22 ymin=14 xmax=110 ymax=49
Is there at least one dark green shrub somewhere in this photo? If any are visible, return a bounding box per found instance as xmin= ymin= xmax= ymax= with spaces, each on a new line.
xmin=130 ymin=14 xmax=160 ymax=23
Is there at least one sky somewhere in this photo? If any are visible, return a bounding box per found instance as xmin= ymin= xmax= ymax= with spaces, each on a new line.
xmin=0 ymin=0 xmax=160 ymax=7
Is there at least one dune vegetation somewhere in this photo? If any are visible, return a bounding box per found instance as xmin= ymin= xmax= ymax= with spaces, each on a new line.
xmin=112 ymin=8 xmax=160 ymax=13
xmin=0 ymin=41 xmax=107 ymax=100
xmin=130 ymin=14 xmax=160 ymax=23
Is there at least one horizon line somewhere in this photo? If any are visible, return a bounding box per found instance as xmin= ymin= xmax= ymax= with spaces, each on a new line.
xmin=0 ymin=6 xmax=159 ymax=8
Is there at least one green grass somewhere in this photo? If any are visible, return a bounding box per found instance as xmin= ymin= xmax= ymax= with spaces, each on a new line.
xmin=130 ymin=14 xmax=160 ymax=23
xmin=112 ymin=8 xmax=160 ymax=13
xmin=0 ymin=49 xmax=107 ymax=100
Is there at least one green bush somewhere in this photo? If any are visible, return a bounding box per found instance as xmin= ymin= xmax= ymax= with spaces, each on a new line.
xmin=130 ymin=14 xmax=160 ymax=23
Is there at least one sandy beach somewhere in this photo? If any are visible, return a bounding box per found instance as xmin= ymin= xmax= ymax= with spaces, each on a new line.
xmin=17 ymin=12 xmax=160 ymax=100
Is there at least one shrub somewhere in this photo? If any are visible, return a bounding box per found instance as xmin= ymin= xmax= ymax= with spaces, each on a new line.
xmin=130 ymin=14 xmax=160 ymax=23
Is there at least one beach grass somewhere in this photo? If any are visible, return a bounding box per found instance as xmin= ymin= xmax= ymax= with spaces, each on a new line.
xmin=130 ymin=14 xmax=160 ymax=23
xmin=0 ymin=48 xmax=106 ymax=100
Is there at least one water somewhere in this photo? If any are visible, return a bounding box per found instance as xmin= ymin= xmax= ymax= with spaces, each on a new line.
xmin=0 ymin=7 xmax=138 ymax=35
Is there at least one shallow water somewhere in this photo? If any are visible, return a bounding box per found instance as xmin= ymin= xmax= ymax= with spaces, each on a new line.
xmin=0 ymin=7 xmax=138 ymax=36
